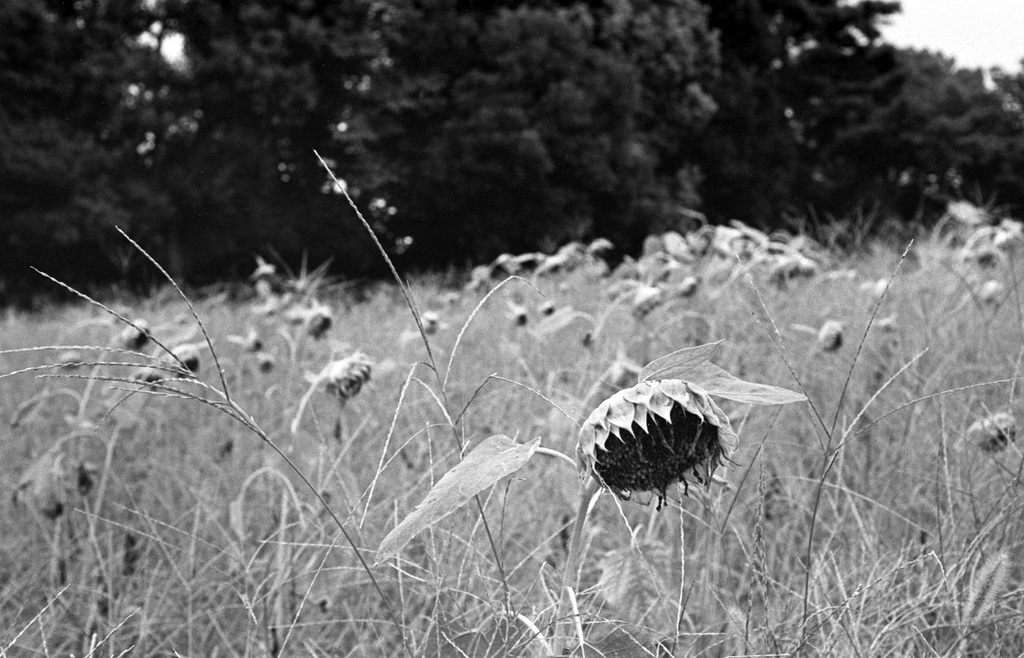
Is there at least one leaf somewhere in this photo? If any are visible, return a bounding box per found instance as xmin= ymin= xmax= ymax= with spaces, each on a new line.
xmin=685 ymin=361 xmax=806 ymax=405
xmin=638 ymin=340 xmax=722 ymax=383
xmin=530 ymin=308 xmax=588 ymax=340
xmin=375 ymin=435 xmax=541 ymax=565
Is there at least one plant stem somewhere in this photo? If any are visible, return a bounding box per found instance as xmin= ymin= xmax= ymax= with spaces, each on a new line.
xmin=552 ymin=477 xmax=601 ymax=656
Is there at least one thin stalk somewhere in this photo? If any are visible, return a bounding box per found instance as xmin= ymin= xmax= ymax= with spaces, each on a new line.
xmin=316 ymin=153 xmax=514 ymax=612
xmin=552 ymin=478 xmax=601 ymax=656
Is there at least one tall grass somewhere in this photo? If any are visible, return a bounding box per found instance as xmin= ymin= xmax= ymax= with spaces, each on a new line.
xmin=2 ymin=216 xmax=1024 ymax=656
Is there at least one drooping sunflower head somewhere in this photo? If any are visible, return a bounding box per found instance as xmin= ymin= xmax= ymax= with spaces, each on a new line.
xmin=577 ymin=379 xmax=737 ymax=509
xmin=324 ymin=351 xmax=373 ymax=405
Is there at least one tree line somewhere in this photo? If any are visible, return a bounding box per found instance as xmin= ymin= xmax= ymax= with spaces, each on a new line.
xmin=2 ymin=0 xmax=1022 ymax=298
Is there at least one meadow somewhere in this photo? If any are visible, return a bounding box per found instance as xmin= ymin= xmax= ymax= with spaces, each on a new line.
xmin=2 ymin=203 xmax=1024 ymax=657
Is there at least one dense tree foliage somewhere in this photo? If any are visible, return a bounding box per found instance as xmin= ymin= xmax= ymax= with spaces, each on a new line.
xmin=1 ymin=0 xmax=1023 ymax=297
xmin=370 ymin=0 xmax=718 ymax=263
xmin=695 ymin=0 xmax=903 ymax=224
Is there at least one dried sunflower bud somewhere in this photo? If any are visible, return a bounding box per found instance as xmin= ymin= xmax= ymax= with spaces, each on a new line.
xmin=817 ymin=320 xmax=844 ymax=352
xmin=978 ymin=280 xmax=1006 ymax=305
xmin=675 ymin=276 xmax=699 ymax=298
xmin=306 ymin=304 xmax=333 ymax=339
xmin=57 ymin=350 xmax=85 ymax=370
xmin=422 ymin=311 xmax=440 ymax=335
xmin=324 ymin=352 xmax=373 ymax=405
xmin=119 ymin=319 xmax=151 ymax=350
xmin=256 ymin=351 xmax=276 ymax=373
xmin=577 ymin=380 xmax=737 ymax=509
xmin=510 ymin=303 xmax=529 ymax=327
xmin=632 ymin=285 xmax=664 ymax=320
xmin=168 ymin=343 xmax=202 ymax=375
xmin=968 ymin=411 xmax=1016 ymax=452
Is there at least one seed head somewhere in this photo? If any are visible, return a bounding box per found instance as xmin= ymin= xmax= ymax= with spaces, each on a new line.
xmin=57 ymin=350 xmax=85 ymax=370
xmin=120 ymin=320 xmax=151 ymax=350
xmin=675 ymin=276 xmax=699 ymax=298
xmin=256 ymin=350 xmax=276 ymax=373
xmin=422 ymin=311 xmax=440 ymax=335
xmin=510 ymin=303 xmax=529 ymax=327
xmin=818 ymin=320 xmax=844 ymax=352
xmin=306 ymin=304 xmax=333 ymax=339
xmin=577 ymin=380 xmax=737 ymax=509
xmin=324 ymin=352 xmax=373 ymax=405
xmin=168 ymin=343 xmax=202 ymax=375
xmin=978 ymin=280 xmax=1006 ymax=305
xmin=969 ymin=411 xmax=1016 ymax=452
xmin=287 ymin=303 xmax=334 ymax=338
xmin=14 ymin=449 xmax=98 ymax=521
xmin=632 ymin=285 xmax=664 ymax=319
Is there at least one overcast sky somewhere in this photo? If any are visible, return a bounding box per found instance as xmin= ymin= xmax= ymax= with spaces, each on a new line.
xmin=881 ymin=0 xmax=1024 ymax=71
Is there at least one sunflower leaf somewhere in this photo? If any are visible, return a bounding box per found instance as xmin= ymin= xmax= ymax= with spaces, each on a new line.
xmin=530 ymin=308 xmax=587 ymax=340
xmin=375 ymin=435 xmax=541 ymax=565
xmin=685 ymin=361 xmax=806 ymax=405
xmin=639 ymin=341 xmax=723 ymax=383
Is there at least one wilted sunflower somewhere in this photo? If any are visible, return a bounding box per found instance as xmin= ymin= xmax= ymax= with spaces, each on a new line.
xmin=631 ymin=285 xmax=664 ymax=320
xmin=256 ymin=350 xmax=276 ymax=373
xmin=119 ymin=319 xmax=151 ymax=350
xmin=324 ymin=352 xmax=373 ymax=405
xmin=978 ymin=280 xmax=1006 ymax=305
xmin=306 ymin=303 xmax=334 ymax=339
xmin=817 ymin=320 xmax=844 ymax=352
xmin=422 ymin=310 xmax=440 ymax=335
xmin=577 ymin=380 xmax=737 ymax=509
xmin=968 ymin=411 xmax=1016 ymax=453
xmin=168 ymin=343 xmax=202 ymax=374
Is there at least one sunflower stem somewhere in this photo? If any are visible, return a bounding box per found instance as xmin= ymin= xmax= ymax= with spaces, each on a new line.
xmin=553 ymin=477 xmax=601 ymax=656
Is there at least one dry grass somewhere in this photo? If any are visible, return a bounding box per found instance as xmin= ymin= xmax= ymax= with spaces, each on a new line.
xmin=2 ymin=228 xmax=1024 ymax=657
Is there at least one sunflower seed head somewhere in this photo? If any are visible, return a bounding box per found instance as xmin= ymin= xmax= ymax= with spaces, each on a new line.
xmin=818 ymin=320 xmax=844 ymax=352
xmin=675 ymin=276 xmax=699 ymax=298
xmin=324 ymin=352 xmax=373 ymax=404
xmin=168 ymin=343 xmax=202 ymax=375
xmin=510 ymin=303 xmax=529 ymax=327
xmin=979 ymin=280 xmax=1006 ymax=304
xmin=233 ymin=328 xmax=262 ymax=352
xmin=119 ymin=319 xmax=151 ymax=350
xmin=306 ymin=304 xmax=333 ymax=339
xmin=969 ymin=411 xmax=1016 ymax=452
xmin=14 ymin=450 xmax=99 ymax=521
xmin=632 ymin=285 xmax=664 ymax=319
xmin=577 ymin=379 xmax=737 ymax=508
xmin=422 ymin=311 xmax=441 ymax=334
xmin=256 ymin=350 xmax=276 ymax=373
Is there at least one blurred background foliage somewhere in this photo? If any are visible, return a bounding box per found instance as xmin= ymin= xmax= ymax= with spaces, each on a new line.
xmin=1 ymin=0 xmax=1022 ymax=299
